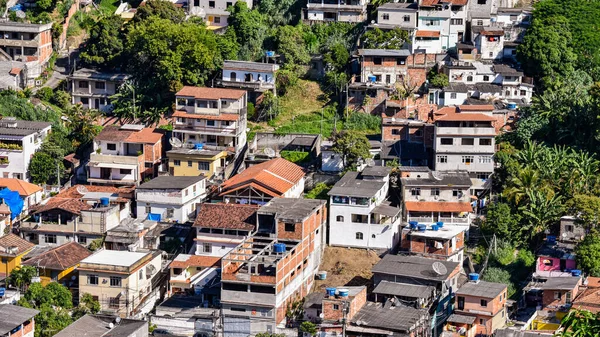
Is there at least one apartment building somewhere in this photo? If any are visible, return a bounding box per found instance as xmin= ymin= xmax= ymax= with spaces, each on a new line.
xmin=136 ymin=176 xmax=207 ymax=223
xmin=381 ymin=118 xmax=435 ymax=167
xmin=416 ymin=0 xmax=468 ymax=54
xmin=0 ymin=305 xmax=39 ymax=337
xmin=219 ymin=60 xmax=279 ymax=95
xmin=68 ymin=68 xmax=129 ymax=112
xmin=400 ymin=168 xmax=473 ymax=227
xmin=167 ymin=146 xmax=228 ymax=179
xmin=303 ymin=286 xmax=367 ymax=328
xmin=0 ymin=21 xmax=53 ymax=88
xmin=168 ymin=254 xmax=220 ymax=298
xmin=188 ymin=0 xmax=252 ymax=29
xmin=193 ymin=203 xmax=258 ymax=257
xmin=373 ymin=2 xmax=418 ymax=32
xmin=220 ymin=198 xmax=327 ymax=334
xmin=401 ymin=225 xmax=466 ymax=264
xmin=20 ymin=189 xmax=132 ymax=246
xmin=88 ymin=125 xmax=165 ymax=186
xmin=452 ymin=279 xmax=508 ymax=336
xmin=372 ymin=255 xmax=462 ymax=332
xmin=357 ymin=49 xmax=410 ymax=86
xmin=78 ymin=249 xmax=163 ymax=318
xmin=0 ymin=118 xmax=51 ymax=182
xmin=524 ymin=276 xmax=582 ymax=331
xmin=473 ymin=25 xmax=504 ymax=60
xmin=305 ymin=0 xmax=368 ymax=23
xmin=328 ymin=166 xmax=402 ymax=250
xmin=433 ymin=108 xmax=497 ymax=195
xmin=219 ymin=158 xmax=305 ymax=204
xmin=173 ymin=86 xmax=248 ymax=154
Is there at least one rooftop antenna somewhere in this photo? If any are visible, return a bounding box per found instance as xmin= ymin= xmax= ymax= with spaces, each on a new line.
xmin=169 ymin=137 xmax=183 ymax=148
xmin=76 ymin=185 xmax=88 ymax=195
xmin=432 ymin=262 xmax=448 ymax=276
xmin=264 ymin=147 xmax=276 ymax=158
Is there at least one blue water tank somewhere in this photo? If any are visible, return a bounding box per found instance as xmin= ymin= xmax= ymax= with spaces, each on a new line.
xmin=266 ymin=51 xmax=275 ymax=57
xmin=409 ymin=221 xmax=419 ymax=229
xmin=273 ymin=243 xmax=286 ymax=253
xmin=326 ymin=287 xmax=336 ymax=296
xmin=194 ymin=143 xmax=204 ymax=150
xmin=507 ymin=103 xmax=517 ymax=110
xmin=468 ymin=273 xmax=480 ymax=282
xmin=338 ymin=288 xmax=349 ymax=297
xmin=99 ymin=197 xmax=109 ymax=206
xmin=368 ymin=75 xmax=376 ymax=83
xmin=437 ymin=221 xmax=444 ymax=228
xmin=547 ymin=235 xmax=557 ymax=244
xmin=417 ymin=224 xmax=427 ymax=232
xmin=572 ymin=269 xmax=582 ymax=277
xmin=431 ymin=225 xmax=439 ymax=231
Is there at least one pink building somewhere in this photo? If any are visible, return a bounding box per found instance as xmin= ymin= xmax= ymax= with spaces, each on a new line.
xmin=535 ymin=237 xmax=576 ymax=278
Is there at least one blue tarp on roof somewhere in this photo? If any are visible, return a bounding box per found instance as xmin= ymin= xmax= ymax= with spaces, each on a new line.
xmin=147 ymin=213 xmax=161 ymax=221
xmin=0 ymin=188 xmax=23 ymax=220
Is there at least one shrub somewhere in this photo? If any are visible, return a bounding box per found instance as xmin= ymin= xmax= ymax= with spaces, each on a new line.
xmin=482 ymin=267 xmax=515 ymax=298
xmin=280 ymin=150 xmax=310 ymax=164
xmin=305 ymin=183 xmax=331 ymax=200
xmin=36 ymin=87 xmax=53 ymax=102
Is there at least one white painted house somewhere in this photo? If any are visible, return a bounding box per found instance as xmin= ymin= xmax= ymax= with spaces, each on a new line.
xmin=321 ymin=141 xmax=343 ymax=173
xmin=219 ymin=60 xmax=279 ymax=94
xmin=328 ymin=166 xmax=401 ymax=250
xmin=0 ymin=118 xmax=51 ymax=182
xmin=188 ymin=0 xmax=253 ymax=29
xmin=136 ymin=176 xmax=207 ymax=223
xmin=68 ymin=68 xmax=129 ymax=112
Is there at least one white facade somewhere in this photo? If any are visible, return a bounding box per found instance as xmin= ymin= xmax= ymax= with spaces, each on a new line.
xmin=415 ymin=1 xmax=467 ymax=53
xmin=136 ymin=178 xmax=207 ymax=223
xmin=321 ymin=149 xmax=344 ymax=172
xmin=328 ymin=169 xmax=401 ymax=250
xmin=0 ymin=120 xmax=51 ymax=182
xmin=189 ymin=0 xmax=252 ymax=28
xmin=441 ymin=90 xmax=468 ymax=106
xmin=306 ymin=0 xmax=368 ymax=23
xmin=69 ymin=70 xmax=128 ymax=112
xmin=221 ymin=60 xmax=279 ymax=93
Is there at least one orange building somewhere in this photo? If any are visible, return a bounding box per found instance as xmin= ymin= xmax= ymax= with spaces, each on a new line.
xmin=452 ymin=280 xmax=508 ymax=336
xmin=220 ymin=198 xmax=327 ymax=335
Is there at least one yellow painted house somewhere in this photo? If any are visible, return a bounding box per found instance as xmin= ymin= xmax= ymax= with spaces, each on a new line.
xmin=167 ymin=148 xmax=228 ymax=178
xmin=22 ymin=241 xmax=91 ymax=286
xmin=0 ymin=233 xmax=34 ymax=278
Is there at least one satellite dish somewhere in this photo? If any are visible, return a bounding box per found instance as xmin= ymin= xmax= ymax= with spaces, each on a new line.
xmin=431 ymin=171 xmax=443 ymax=181
xmin=264 ymin=148 xmax=276 ymax=158
xmin=432 ymin=262 xmax=448 ymax=276
xmin=366 ymin=158 xmax=375 ymax=166
xmin=115 ymin=317 xmax=121 ymax=324
xmin=169 ymin=137 xmax=183 ymax=148
xmin=76 ymin=185 xmax=88 ymax=195
xmin=562 ymin=232 xmax=567 ymax=238
xmin=237 ymin=166 xmax=244 ymax=174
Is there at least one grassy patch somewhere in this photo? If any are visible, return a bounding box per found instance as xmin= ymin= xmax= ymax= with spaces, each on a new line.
xmin=99 ymin=0 xmax=120 ymax=13
xmin=313 ymin=247 xmax=381 ymax=292
xmin=305 ymin=183 xmax=332 ymax=200
xmin=280 ymin=150 xmax=310 ymax=164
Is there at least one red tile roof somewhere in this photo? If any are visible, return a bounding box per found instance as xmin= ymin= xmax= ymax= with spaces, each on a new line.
xmin=220 ymin=158 xmax=305 ymax=197
xmin=9 ymin=68 xmax=21 ymax=76
xmin=405 ymin=201 xmax=473 ymax=213
xmin=193 ymin=203 xmax=258 ymax=230
xmin=169 ymin=255 xmax=221 ymax=269
xmin=172 ymin=110 xmax=241 ymax=121
xmin=0 ymin=234 xmax=34 ymax=256
xmin=23 ymin=242 xmax=91 ymax=270
xmin=176 ymin=86 xmax=246 ymax=100
xmin=57 ymin=185 xmax=134 ymax=199
xmin=33 ymin=198 xmax=92 ymax=215
xmin=415 ymin=30 xmax=441 ymax=38
xmin=481 ymin=30 xmax=504 ymax=36
xmin=94 ymin=125 xmax=163 ymax=144
xmin=458 ymin=105 xmax=495 ymax=111
xmin=0 ymin=178 xmax=42 ymax=196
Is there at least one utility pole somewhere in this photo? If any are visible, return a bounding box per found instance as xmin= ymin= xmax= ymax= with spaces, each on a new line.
xmin=56 ymin=160 xmax=60 ymax=187
xmin=132 ymin=83 xmax=136 ymax=121
xmin=342 ymin=300 xmax=348 ymax=337
xmin=320 ymin=108 xmax=323 ymax=136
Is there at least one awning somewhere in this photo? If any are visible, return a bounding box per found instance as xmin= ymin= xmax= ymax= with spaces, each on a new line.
xmin=447 ymin=314 xmax=476 ymax=325
xmin=415 ymin=30 xmax=440 ymax=38
xmin=404 ymin=201 xmax=473 ymax=213
xmin=88 ymin=162 xmax=137 ymax=169
xmin=372 ymin=203 xmax=401 ymax=217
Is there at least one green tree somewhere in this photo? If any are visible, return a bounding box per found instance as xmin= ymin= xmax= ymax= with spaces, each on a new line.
xmin=575 ymin=230 xmax=600 ymax=277
xmin=517 ymin=15 xmax=576 ymax=88
xmin=79 ymin=15 xmax=125 ymax=69
xmin=133 ymin=0 xmax=186 ymax=24
xmin=482 ymin=267 xmax=515 ymax=298
xmin=8 ymin=265 xmax=37 ymax=291
xmin=331 ymin=131 xmax=372 ymax=168
xmin=72 ymin=293 xmax=101 ymax=320
xmin=427 ymin=68 xmax=449 ymax=88
xmin=36 ymin=0 xmax=55 ymax=11
xmin=227 ymin=2 xmax=267 ymax=61
xmin=300 ymin=321 xmax=318 ymax=336
xmin=556 ymin=309 xmax=600 ymax=337
xmin=305 ymin=183 xmax=332 ymax=200
xmin=65 ymin=104 xmax=101 ymax=147
xmin=566 ymin=194 xmax=600 ymax=229
xmin=217 ymin=28 xmax=240 ymax=61
xmin=323 ymin=42 xmax=349 ymax=72
xmin=29 ymin=151 xmax=64 ymax=185
xmin=481 ymin=202 xmax=520 ymax=240
xmin=126 ymin=17 xmax=221 ymax=112
xmin=276 ymin=25 xmax=311 ymax=66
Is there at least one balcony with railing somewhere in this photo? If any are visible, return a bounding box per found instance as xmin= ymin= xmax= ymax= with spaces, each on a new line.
xmin=307 ymin=0 xmax=365 ymax=11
